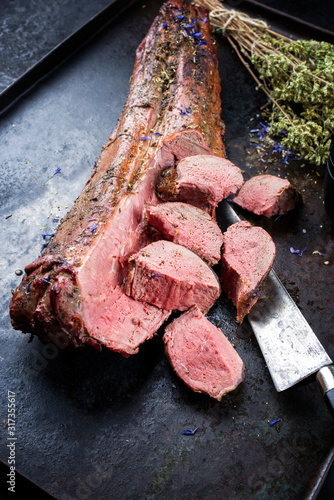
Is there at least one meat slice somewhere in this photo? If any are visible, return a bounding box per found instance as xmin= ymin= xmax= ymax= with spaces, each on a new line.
xmin=232 ymin=174 xmax=302 ymax=217
xmin=146 ymin=202 xmax=223 ymax=265
xmin=9 ymin=1 xmax=226 ymax=355
xmin=156 ymin=155 xmax=243 ymax=214
xmin=125 ymin=240 xmax=221 ymax=313
xmin=220 ymin=221 xmax=276 ymax=323
xmin=163 ymin=306 xmax=245 ymax=400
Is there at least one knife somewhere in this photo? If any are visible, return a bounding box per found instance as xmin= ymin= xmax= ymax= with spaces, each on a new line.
xmin=219 ymin=200 xmax=334 ymax=417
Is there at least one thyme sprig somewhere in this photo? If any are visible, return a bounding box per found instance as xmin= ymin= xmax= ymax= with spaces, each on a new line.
xmin=194 ymin=0 xmax=334 ymax=165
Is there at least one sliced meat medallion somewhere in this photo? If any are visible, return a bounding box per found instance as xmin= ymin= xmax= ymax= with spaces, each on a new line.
xmin=146 ymin=202 xmax=223 ymax=265
xmin=163 ymin=305 xmax=245 ymax=400
xmin=220 ymin=221 xmax=276 ymax=323
xmin=156 ymin=155 xmax=243 ymax=214
xmin=125 ymin=240 xmax=221 ymax=313
xmin=232 ymin=174 xmax=302 ymax=217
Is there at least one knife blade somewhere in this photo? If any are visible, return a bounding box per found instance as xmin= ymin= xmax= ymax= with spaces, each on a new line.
xmin=218 ymin=200 xmax=334 ymax=416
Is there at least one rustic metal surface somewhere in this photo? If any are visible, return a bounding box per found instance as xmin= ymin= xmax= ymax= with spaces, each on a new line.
xmin=0 ymin=0 xmax=113 ymax=95
xmin=0 ymin=1 xmax=334 ymax=499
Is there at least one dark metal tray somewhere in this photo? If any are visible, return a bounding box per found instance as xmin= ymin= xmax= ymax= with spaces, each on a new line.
xmin=1 ymin=1 xmax=334 ymax=499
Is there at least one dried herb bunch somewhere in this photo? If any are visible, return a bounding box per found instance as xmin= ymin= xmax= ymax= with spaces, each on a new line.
xmin=194 ymin=0 xmax=334 ymax=165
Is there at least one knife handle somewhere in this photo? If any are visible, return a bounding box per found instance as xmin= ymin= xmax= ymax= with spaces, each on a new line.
xmin=316 ymin=365 xmax=334 ymax=418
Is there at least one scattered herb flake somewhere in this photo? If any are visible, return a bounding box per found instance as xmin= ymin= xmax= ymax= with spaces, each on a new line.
xmin=52 ymin=167 xmax=61 ymax=176
xmin=181 ymin=426 xmax=199 ymax=435
xmin=313 ymin=250 xmax=325 ymax=256
xmin=269 ymin=419 xmax=282 ymax=427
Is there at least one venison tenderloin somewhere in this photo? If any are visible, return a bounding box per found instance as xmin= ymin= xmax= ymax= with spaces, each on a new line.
xmin=220 ymin=221 xmax=276 ymax=323
xmin=156 ymin=154 xmax=243 ymax=214
xmin=163 ymin=305 xmax=245 ymax=400
xmin=9 ymin=0 xmax=226 ymax=356
xmin=146 ymin=202 xmax=223 ymax=265
xmin=125 ymin=240 xmax=221 ymax=313
xmin=233 ymin=174 xmax=302 ymax=217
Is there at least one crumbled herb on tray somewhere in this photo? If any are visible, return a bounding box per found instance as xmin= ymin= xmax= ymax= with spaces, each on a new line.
xmin=181 ymin=426 xmax=199 ymax=435
xmin=313 ymin=250 xmax=325 ymax=257
xmin=194 ymin=0 xmax=334 ymax=165
xmin=269 ymin=418 xmax=282 ymax=427
xmin=290 ymin=247 xmax=307 ymax=256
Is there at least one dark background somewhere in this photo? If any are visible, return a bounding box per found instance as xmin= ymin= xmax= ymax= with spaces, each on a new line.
xmin=1 ymin=1 xmax=334 ymax=499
